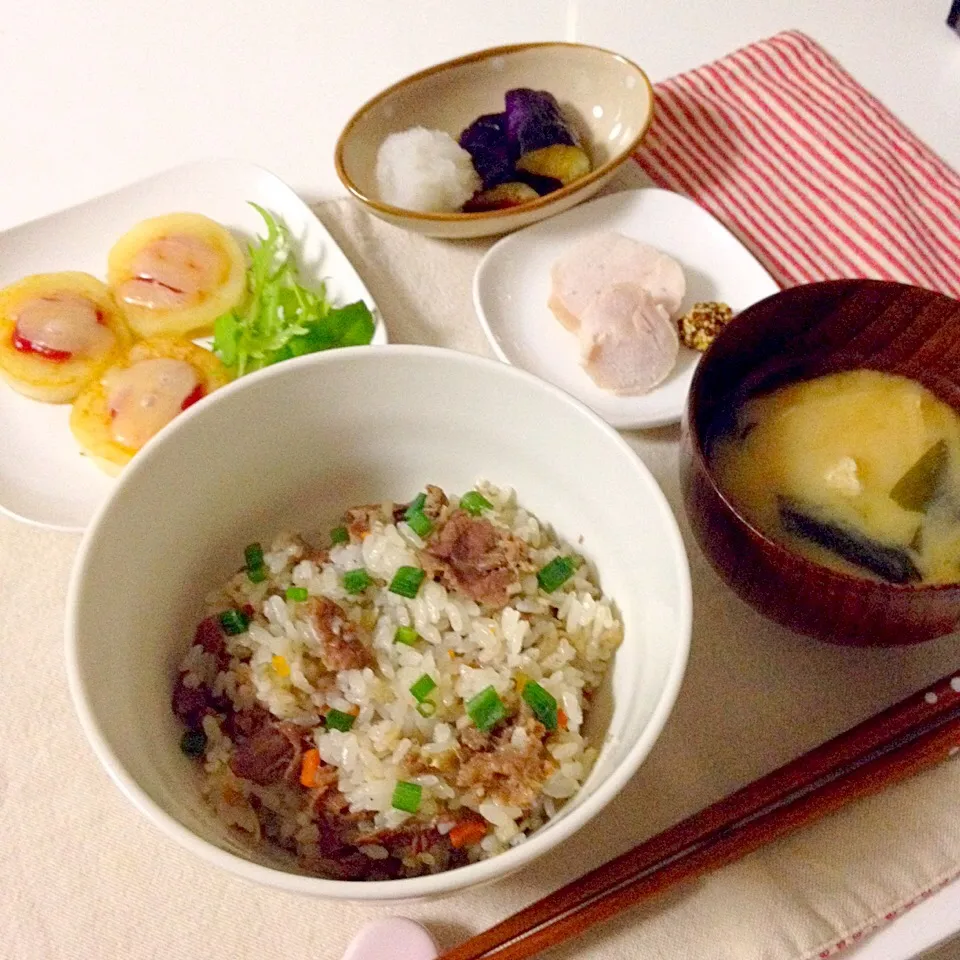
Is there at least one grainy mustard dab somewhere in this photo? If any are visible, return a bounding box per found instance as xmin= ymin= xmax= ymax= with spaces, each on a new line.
xmin=677 ymin=301 xmax=734 ymax=351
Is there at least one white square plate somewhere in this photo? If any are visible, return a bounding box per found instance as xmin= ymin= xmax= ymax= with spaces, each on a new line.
xmin=473 ymin=187 xmax=779 ymax=429
xmin=0 ymin=159 xmax=386 ymax=532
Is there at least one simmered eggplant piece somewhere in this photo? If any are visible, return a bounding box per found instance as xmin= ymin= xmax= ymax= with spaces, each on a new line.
xmin=515 ymin=171 xmax=563 ymax=196
xmin=889 ymin=440 xmax=949 ymax=513
xmin=462 ymin=182 xmax=540 ymax=212
xmin=458 ymin=113 xmax=514 ymax=190
xmin=778 ymin=498 xmax=921 ymax=584
xmin=505 ymin=88 xmax=592 ymax=185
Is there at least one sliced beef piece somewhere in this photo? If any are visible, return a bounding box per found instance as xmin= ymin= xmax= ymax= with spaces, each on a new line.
xmin=344 ymin=504 xmax=384 ymax=541
xmin=193 ymin=616 xmax=230 ymax=670
xmin=223 ymin=704 xmax=271 ymax=741
xmin=424 ymin=509 xmax=524 ymax=608
xmin=456 ymin=716 xmax=554 ymax=809
xmin=311 ymin=788 xmax=366 ymax=856
xmin=356 ymin=822 xmax=443 ymax=857
xmin=312 ymin=850 xmax=402 ymax=881
xmin=459 ymin=725 xmax=491 ymax=752
xmin=313 ymin=814 xmax=350 ymax=857
xmin=229 ymin=721 xmax=305 ymax=786
xmin=311 ymin=785 xmax=366 ymax=831
xmin=403 ymin=747 xmax=456 ymax=776
xmin=171 ymin=675 xmax=216 ymax=730
xmin=422 ymin=484 xmax=449 ymax=520
xmin=308 ymin=547 xmax=330 ymax=566
xmin=355 ymin=822 xmax=455 ymax=874
xmin=306 ymin=597 xmax=372 ymax=672
xmin=312 ymin=763 xmax=340 ymax=794
xmin=314 ymin=786 xmax=351 ymax=820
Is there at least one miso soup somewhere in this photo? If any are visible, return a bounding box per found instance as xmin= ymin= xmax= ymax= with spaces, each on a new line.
xmin=711 ymin=369 xmax=960 ymax=585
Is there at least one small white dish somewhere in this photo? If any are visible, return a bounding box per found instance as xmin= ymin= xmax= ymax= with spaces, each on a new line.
xmin=0 ymin=159 xmax=386 ymax=533
xmin=473 ymin=187 xmax=780 ymax=430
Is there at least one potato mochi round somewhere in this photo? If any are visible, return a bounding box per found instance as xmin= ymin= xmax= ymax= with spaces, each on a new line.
xmin=70 ymin=337 xmax=231 ymax=475
xmin=107 ymin=213 xmax=246 ymax=338
xmin=0 ymin=272 xmax=133 ymax=403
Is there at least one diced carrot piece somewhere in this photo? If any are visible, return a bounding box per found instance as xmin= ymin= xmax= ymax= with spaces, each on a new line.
xmin=557 ymin=709 xmax=568 ymax=730
xmin=300 ymin=748 xmax=321 ymax=788
xmin=449 ymin=818 xmax=488 ymax=849
xmin=222 ymin=785 xmax=244 ymax=805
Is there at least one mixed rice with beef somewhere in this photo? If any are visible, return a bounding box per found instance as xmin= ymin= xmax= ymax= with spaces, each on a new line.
xmin=172 ymin=482 xmax=622 ymax=880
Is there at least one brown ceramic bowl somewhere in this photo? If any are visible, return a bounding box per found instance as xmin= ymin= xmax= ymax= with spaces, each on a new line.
xmin=680 ymin=279 xmax=960 ymax=647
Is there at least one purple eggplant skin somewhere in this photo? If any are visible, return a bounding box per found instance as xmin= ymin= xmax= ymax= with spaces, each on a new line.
xmin=515 ymin=170 xmax=563 ymax=196
xmin=458 ymin=112 xmax=515 ymax=190
xmin=505 ymin=88 xmax=581 ymax=156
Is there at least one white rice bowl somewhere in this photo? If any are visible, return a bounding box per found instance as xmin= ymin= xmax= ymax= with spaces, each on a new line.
xmin=66 ymin=346 xmax=691 ymax=901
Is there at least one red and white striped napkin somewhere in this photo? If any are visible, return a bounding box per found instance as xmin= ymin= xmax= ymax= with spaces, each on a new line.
xmin=633 ymin=31 xmax=960 ymax=299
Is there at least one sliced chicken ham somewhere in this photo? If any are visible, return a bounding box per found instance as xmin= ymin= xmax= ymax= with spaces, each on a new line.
xmin=548 ymin=232 xmax=686 ymax=331
xmin=578 ymin=283 xmax=679 ymax=395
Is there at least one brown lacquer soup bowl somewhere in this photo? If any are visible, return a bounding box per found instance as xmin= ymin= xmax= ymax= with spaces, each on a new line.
xmin=680 ymin=279 xmax=960 ymax=647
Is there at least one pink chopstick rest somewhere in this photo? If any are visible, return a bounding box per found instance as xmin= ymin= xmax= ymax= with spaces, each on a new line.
xmin=341 ymin=917 xmax=438 ymax=960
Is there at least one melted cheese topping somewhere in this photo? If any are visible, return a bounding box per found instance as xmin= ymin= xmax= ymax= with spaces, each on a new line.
xmin=117 ymin=234 xmax=226 ymax=309
xmin=105 ymin=357 xmax=199 ymax=450
xmin=14 ymin=293 xmax=115 ymax=359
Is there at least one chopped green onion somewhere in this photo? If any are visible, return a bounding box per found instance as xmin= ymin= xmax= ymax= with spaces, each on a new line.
xmin=416 ymin=700 xmax=437 ymax=718
xmin=343 ymin=569 xmax=373 ymax=594
xmin=392 ymin=780 xmax=423 ymax=813
xmin=521 ymin=680 xmax=558 ymax=731
xmin=244 ymin=542 xmax=265 ymax=569
xmin=244 ymin=542 xmax=267 ymax=583
xmin=394 ymin=626 xmax=419 ymax=646
xmin=218 ymin=609 xmax=250 ymax=635
xmin=330 ymin=525 xmax=349 ymax=545
xmin=285 ymin=586 xmax=308 ymax=602
xmin=466 ymin=685 xmax=507 ymax=732
xmin=410 ymin=674 xmax=437 ymax=703
xmin=325 ymin=709 xmax=356 ymax=732
xmin=179 ymin=730 xmax=207 ymax=757
xmin=404 ymin=493 xmax=427 ymax=520
xmin=460 ymin=491 xmax=493 ymax=516
xmin=389 ymin=566 xmax=426 ymax=598
xmin=406 ymin=511 xmax=433 ymax=538
xmin=537 ymin=556 xmax=579 ymax=593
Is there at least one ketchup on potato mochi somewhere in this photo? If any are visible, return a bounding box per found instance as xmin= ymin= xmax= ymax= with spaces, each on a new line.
xmin=0 ymin=272 xmax=132 ymax=403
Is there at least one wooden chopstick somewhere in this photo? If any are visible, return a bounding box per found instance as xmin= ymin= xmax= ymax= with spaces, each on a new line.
xmin=440 ymin=670 xmax=960 ymax=960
